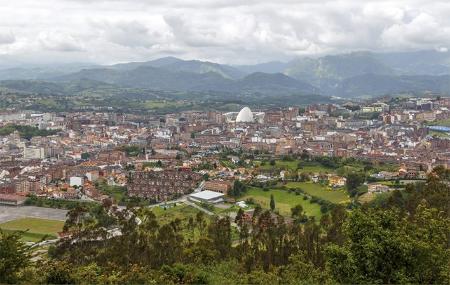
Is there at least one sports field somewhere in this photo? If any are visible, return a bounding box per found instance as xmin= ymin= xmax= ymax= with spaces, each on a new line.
xmin=0 ymin=217 xmax=64 ymax=242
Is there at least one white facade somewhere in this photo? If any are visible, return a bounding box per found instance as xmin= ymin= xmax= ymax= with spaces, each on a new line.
xmin=86 ymin=172 xmax=99 ymax=182
xmin=236 ymin=107 xmax=254 ymax=123
xmin=69 ymin=176 xmax=84 ymax=187
xmin=23 ymin=147 xmax=45 ymax=160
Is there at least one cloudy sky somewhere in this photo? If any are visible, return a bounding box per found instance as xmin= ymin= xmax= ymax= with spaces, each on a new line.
xmin=0 ymin=0 xmax=449 ymax=65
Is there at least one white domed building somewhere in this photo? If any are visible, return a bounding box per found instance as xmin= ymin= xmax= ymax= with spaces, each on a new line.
xmin=236 ymin=107 xmax=254 ymax=123
xmin=223 ymin=106 xmax=265 ymax=124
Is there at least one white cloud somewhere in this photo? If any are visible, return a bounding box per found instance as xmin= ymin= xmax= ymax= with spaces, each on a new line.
xmin=38 ymin=32 xmax=85 ymax=52
xmin=0 ymin=31 xmax=15 ymax=45
xmin=0 ymin=0 xmax=449 ymax=64
xmin=381 ymin=12 xmax=450 ymax=49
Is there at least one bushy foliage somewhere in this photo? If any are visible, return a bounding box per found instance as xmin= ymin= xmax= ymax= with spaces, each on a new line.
xmin=0 ymin=124 xmax=59 ymax=139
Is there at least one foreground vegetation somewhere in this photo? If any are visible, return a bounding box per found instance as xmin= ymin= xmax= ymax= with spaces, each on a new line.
xmin=1 ymin=167 xmax=448 ymax=284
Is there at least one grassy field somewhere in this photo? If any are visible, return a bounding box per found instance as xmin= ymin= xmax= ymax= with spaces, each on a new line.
xmin=430 ymin=118 xmax=450 ymax=127
xmin=256 ymin=160 xmax=334 ymax=173
xmin=142 ymin=100 xmax=185 ymax=110
xmin=358 ymin=192 xmax=376 ymax=203
xmin=148 ymin=203 xmax=243 ymax=241
xmin=242 ymin=187 xmax=322 ymax=218
xmin=429 ymin=130 xmax=450 ymax=138
xmin=151 ymin=203 xmax=205 ymax=241
xmin=151 ymin=203 xmax=204 ymax=225
xmin=0 ymin=218 xmax=64 ymax=242
xmin=97 ymin=183 xmax=127 ymax=202
xmin=285 ymin=182 xmax=350 ymax=204
xmin=220 ymin=160 xmax=236 ymax=169
xmin=298 ymin=165 xmax=334 ymax=173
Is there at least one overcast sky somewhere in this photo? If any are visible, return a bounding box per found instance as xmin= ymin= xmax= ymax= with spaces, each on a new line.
xmin=0 ymin=0 xmax=449 ymax=65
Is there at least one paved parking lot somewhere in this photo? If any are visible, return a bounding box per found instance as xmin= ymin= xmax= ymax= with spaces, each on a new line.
xmin=0 ymin=206 xmax=68 ymax=223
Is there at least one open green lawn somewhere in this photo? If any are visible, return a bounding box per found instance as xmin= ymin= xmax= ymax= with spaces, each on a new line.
xmin=149 ymin=203 xmax=233 ymax=241
xmin=429 ymin=131 xmax=450 ymax=138
xmin=151 ymin=203 xmax=201 ymax=223
xmin=0 ymin=218 xmax=64 ymax=242
xmin=430 ymin=118 xmax=450 ymax=127
xmin=256 ymin=160 xmax=334 ymax=174
xmin=142 ymin=100 xmax=185 ymax=110
xmin=220 ymin=160 xmax=236 ymax=169
xmin=97 ymin=183 xmax=127 ymax=202
xmin=358 ymin=192 xmax=376 ymax=204
xmin=242 ymin=187 xmax=322 ymax=218
xmin=272 ymin=160 xmax=298 ymax=170
xmin=256 ymin=160 xmax=298 ymax=170
xmin=285 ymin=182 xmax=351 ymax=204
xmin=298 ymin=165 xmax=334 ymax=173
xmin=255 ymin=160 xmax=334 ymax=173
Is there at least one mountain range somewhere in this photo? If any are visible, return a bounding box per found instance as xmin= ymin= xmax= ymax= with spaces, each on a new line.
xmin=0 ymin=50 xmax=449 ymax=98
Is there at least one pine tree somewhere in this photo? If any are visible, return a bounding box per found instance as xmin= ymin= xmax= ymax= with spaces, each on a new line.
xmin=270 ymin=194 xmax=275 ymax=211
xmin=0 ymin=231 xmax=31 ymax=283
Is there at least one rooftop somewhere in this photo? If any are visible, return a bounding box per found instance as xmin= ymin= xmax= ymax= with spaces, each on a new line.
xmin=190 ymin=190 xmax=224 ymax=200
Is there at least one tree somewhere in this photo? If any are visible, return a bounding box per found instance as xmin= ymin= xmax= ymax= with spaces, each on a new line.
xmin=229 ymin=180 xmax=247 ymax=201
xmin=291 ymin=204 xmax=304 ymax=219
xmin=280 ymin=253 xmax=328 ymax=284
xmin=207 ymin=217 xmax=232 ymax=258
xmin=235 ymin=208 xmax=245 ymax=227
xmin=300 ymin=172 xmax=310 ymax=182
xmin=300 ymin=149 xmax=310 ymax=161
xmin=270 ymin=194 xmax=275 ymax=211
xmin=345 ymin=172 xmax=365 ymax=196
xmin=0 ymin=231 xmax=30 ymax=283
xmin=326 ymin=206 xmax=450 ymax=284
xmin=44 ymin=260 xmax=75 ymax=284
xmin=195 ymin=211 xmax=206 ymax=233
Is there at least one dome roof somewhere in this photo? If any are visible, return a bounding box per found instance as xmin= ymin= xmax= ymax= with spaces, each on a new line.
xmin=236 ymin=107 xmax=254 ymax=123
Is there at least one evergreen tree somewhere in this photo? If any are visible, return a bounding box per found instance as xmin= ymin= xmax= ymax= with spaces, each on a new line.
xmin=270 ymin=194 xmax=275 ymax=211
xmin=0 ymin=231 xmax=30 ymax=283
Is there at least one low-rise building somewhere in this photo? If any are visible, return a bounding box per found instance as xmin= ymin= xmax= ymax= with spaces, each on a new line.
xmin=128 ymin=169 xmax=201 ymax=201
xmin=368 ymin=183 xmax=390 ymax=193
xmin=189 ymin=190 xmax=224 ymax=204
xmin=0 ymin=194 xmax=27 ymax=206
xmin=203 ymin=180 xmax=232 ymax=194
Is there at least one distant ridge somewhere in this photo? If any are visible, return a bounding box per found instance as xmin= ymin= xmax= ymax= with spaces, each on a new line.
xmin=1 ymin=50 xmax=450 ymax=98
